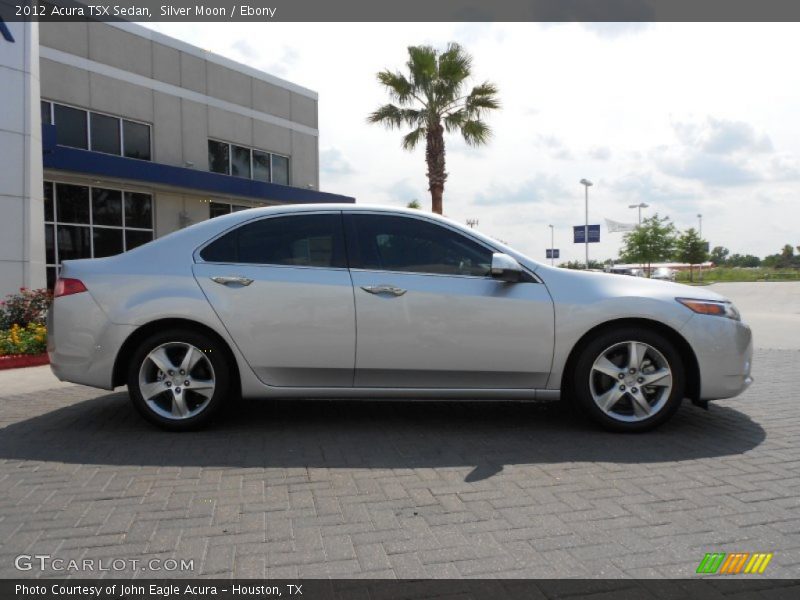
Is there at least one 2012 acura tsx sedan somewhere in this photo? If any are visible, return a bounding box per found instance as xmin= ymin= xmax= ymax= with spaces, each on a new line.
xmin=48 ymin=205 xmax=753 ymax=432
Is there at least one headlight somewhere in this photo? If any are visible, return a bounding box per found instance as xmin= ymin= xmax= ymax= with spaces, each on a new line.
xmin=676 ymin=298 xmax=741 ymax=321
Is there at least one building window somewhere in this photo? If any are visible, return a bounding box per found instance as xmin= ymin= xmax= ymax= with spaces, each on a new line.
xmin=208 ymin=140 xmax=230 ymax=175
xmin=253 ymin=150 xmax=270 ymax=182
xmin=207 ymin=139 xmax=290 ymax=185
xmin=90 ymin=113 xmax=121 ymax=155
xmin=41 ymin=101 xmax=52 ymax=125
xmin=209 ymin=201 xmax=250 ymax=219
xmin=231 ymin=145 xmax=251 ymax=179
xmin=123 ymin=120 xmax=151 ymax=160
xmin=45 ymin=100 xmax=151 ymax=161
xmin=272 ymin=154 xmax=290 ymax=186
xmin=53 ymin=104 xmax=88 ymax=149
xmin=44 ymin=181 xmax=154 ymax=289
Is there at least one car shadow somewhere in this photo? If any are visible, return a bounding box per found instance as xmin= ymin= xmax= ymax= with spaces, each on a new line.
xmin=0 ymin=392 xmax=765 ymax=481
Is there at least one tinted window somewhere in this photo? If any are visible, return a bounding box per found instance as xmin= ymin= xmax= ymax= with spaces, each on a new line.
xmin=93 ymin=228 xmax=123 ymax=258
xmin=53 ymin=104 xmax=87 ymax=149
xmin=123 ymin=120 xmax=151 ymax=160
xmin=91 ymin=113 xmax=121 ymax=155
xmin=55 ymin=183 xmax=90 ymax=224
xmin=45 ymin=224 xmax=55 ymax=264
xmin=43 ymin=182 xmax=54 ymax=222
xmin=56 ymin=225 xmax=91 ymax=261
xmin=347 ymin=214 xmax=492 ymax=276
xmin=272 ymin=155 xmax=289 ymax=185
xmin=208 ymin=140 xmax=229 ymax=174
xmin=124 ymin=192 xmax=153 ymax=229
xmin=231 ymin=145 xmax=251 ymax=178
xmin=92 ymin=188 xmax=122 ymax=226
xmin=209 ymin=201 xmax=231 ymax=219
xmin=201 ymin=214 xmax=346 ymax=268
xmin=41 ymin=101 xmax=52 ymax=125
xmin=253 ymin=150 xmax=270 ymax=182
xmin=125 ymin=230 xmax=153 ymax=251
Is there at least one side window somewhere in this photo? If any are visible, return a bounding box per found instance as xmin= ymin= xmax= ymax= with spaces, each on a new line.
xmin=347 ymin=214 xmax=492 ymax=276
xmin=200 ymin=214 xmax=346 ymax=268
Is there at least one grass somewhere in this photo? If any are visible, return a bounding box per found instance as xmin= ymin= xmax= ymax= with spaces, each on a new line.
xmin=675 ymin=267 xmax=800 ymax=284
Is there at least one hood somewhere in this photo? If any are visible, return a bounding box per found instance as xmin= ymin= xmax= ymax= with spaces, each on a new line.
xmin=536 ymin=265 xmax=729 ymax=303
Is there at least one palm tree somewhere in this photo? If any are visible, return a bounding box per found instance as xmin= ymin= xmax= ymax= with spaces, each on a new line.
xmin=368 ymin=43 xmax=500 ymax=215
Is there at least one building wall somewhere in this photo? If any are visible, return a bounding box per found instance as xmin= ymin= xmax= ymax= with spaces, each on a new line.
xmin=38 ymin=20 xmax=320 ymax=192
xmin=0 ymin=20 xmax=46 ymax=299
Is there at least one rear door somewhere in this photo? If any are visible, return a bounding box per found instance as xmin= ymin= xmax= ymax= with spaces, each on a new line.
xmin=193 ymin=212 xmax=355 ymax=387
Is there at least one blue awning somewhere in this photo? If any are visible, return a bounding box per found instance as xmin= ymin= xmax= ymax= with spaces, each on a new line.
xmin=41 ymin=124 xmax=355 ymax=205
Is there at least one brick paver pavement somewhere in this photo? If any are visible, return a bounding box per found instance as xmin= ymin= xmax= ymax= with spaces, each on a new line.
xmin=0 ymin=348 xmax=797 ymax=579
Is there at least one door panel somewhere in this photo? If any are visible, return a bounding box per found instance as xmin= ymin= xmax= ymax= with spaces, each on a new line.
xmin=193 ymin=213 xmax=355 ymax=387
xmin=345 ymin=213 xmax=554 ymax=389
xmin=350 ymin=271 xmax=553 ymax=388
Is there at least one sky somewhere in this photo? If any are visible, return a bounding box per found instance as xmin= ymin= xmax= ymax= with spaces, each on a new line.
xmin=146 ymin=22 xmax=800 ymax=263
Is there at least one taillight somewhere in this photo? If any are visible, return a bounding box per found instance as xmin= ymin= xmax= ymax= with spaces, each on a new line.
xmin=54 ymin=278 xmax=87 ymax=298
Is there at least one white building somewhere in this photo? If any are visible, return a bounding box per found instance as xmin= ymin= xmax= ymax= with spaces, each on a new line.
xmin=0 ymin=17 xmax=353 ymax=298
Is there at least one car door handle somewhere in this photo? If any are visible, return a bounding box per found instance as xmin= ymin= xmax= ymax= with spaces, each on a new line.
xmin=210 ymin=276 xmax=254 ymax=286
xmin=361 ymin=284 xmax=407 ymax=297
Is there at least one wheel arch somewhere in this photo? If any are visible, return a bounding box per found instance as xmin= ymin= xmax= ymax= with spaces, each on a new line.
xmin=560 ymin=317 xmax=700 ymax=402
xmin=112 ymin=318 xmax=241 ymax=390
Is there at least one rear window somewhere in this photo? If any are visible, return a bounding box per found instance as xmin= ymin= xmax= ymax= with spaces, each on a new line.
xmin=199 ymin=214 xmax=346 ymax=268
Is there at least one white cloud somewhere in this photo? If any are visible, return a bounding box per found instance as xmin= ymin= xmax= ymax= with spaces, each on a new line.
xmin=588 ymin=146 xmax=612 ymax=160
xmin=320 ymin=147 xmax=355 ymax=176
xmin=144 ymin=22 xmax=800 ymax=261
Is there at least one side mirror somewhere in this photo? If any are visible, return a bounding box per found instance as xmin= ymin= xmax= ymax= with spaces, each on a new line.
xmin=491 ymin=253 xmax=523 ymax=283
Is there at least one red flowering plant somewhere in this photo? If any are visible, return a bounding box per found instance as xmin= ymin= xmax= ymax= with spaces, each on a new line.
xmin=0 ymin=287 xmax=53 ymax=330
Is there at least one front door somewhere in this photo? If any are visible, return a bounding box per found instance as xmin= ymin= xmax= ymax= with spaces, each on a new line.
xmin=193 ymin=212 xmax=355 ymax=387
xmin=344 ymin=213 xmax=554 ymax=389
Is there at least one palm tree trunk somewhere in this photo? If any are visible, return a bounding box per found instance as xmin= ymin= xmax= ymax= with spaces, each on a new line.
xmin=425 ymin=121 xmax=447 ymax=214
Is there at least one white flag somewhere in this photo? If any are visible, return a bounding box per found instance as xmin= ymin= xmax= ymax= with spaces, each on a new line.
xmin=605 ymin=218 xmax=637 ymax=233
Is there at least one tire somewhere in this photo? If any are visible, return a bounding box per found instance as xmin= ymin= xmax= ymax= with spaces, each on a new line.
xmin=571 ymin=326 xmax=686 ymax=432
xmin=127 ymin=328 xmax=231 ymax=431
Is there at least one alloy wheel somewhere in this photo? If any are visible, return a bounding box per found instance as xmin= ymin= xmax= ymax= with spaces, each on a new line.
xmin=589 ymin=340 xmax=673 ymax=423
xmin=137 ymin=342 xmax=216 ymax=420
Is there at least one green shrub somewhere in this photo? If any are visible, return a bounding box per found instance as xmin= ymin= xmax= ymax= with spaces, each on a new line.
xmin=0 ymin=322 xmax=48 ymax=356
xmin=0 ymin=288 xmax=52 ymax=330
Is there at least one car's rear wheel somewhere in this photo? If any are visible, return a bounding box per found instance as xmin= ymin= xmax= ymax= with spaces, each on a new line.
xmin=572 ymin=327 xmax=686 ymax=432
xmin=127 ymin=329 xmax=231 ymax=430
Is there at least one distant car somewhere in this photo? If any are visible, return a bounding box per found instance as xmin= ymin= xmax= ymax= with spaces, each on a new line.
xmin=652 ymin=267 xmax=677 ymax=281
xmin=607 ymin=266 xmax=645 ymax=278
xmin=48 ymin=205 xmax=753 ymax=433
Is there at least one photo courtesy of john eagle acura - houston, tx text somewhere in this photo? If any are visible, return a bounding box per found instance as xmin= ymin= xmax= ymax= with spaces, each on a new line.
xmin=48 ymin=204 xmax=753 ymax=432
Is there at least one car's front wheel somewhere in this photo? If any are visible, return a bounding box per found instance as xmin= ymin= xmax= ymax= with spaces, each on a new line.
xmin=572 ymin=327 xmax=686 ymax=432
xmin=127 ymin=329 xmax=231 ymax=430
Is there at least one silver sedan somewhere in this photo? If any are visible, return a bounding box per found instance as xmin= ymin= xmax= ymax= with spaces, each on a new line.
xmin=48 ymin=205 xmax=753 ymax=432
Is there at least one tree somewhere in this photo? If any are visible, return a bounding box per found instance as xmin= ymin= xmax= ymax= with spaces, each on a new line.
xmin=727 ymin=253 xmax=761 ymax=268
xmin=709 ymin=245 xmax=729 ymax=266
xmin=675 ymin=228 xmax=708 ymax=282
xmin=559 ymin=259 xmax=606 ymax=270
xmin=618 ymin=214 xmax=678 ymax=277
xmin=763 ymin=244 xmax=799 ymax=268
xmin=406 ymin=200 xmax=421 ymax=209
xmin=368 ymin=43 xmax=500 ymax=214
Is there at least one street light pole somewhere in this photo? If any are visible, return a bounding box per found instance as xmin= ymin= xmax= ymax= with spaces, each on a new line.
xmin=580 ymin=179 xmax=593 ymax=269
xmin=549 ymin=224 xmax=554 ymax=266
xmin=628 ymin=202 xmax=649 ymax=225
xmin=698 ymin=213 xmax=703 ymax=281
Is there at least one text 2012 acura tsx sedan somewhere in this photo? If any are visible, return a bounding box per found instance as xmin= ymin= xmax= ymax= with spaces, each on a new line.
xmin=48 ymin=205 xmax=753 ymax=432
